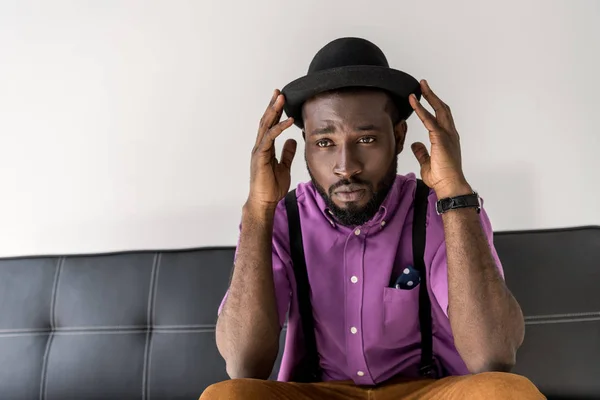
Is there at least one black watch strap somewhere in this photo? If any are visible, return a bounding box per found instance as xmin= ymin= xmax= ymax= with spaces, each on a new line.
xmin=436 ymin=192 xmax=481 ymax=215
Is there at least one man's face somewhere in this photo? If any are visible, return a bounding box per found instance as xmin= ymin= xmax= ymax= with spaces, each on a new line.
xmin=302 ymin=89 xmax=407 ymax=226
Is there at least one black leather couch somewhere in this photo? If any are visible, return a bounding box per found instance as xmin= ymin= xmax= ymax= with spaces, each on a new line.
xmin=0 ymin=226 xmax=598 ymax=399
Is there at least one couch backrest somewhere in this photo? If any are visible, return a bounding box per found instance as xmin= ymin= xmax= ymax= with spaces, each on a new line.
xmin=0 ymin=226 xmax=598 ymax=399
xmin=0 ymin=248 xmax=234 ymax=400
xmin=494 ymin=226 xmax=600 ymax=399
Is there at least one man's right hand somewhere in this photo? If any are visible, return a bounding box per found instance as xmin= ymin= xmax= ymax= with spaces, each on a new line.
xmin=219 ymin=91 xmax=293 ymax=379
xmin=247 ymin=89 xmax=297 ymax=213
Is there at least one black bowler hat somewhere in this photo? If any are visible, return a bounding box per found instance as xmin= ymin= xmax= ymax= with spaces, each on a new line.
xmin=282 ymin=37 xmax=421 ymax=129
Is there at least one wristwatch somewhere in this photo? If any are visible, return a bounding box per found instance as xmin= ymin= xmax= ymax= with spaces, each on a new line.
xmin=435 ymin=192 xmax=481 ymax=215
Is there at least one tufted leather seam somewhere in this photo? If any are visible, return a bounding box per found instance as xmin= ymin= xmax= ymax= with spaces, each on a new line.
xmin=525 ymin=311 xmax=600 ymax=324
xmin=525 ymin=315 xmax=600 ymax=325
xmin=525 ymin=311 xmax=600 ymax=320
xmin=0 ymin=324 xmax=220 ymax=335
xmin=39 ymin=256 xmax=64 ymax=400
xmin=142 ymin=253 xmax=160 ymax=400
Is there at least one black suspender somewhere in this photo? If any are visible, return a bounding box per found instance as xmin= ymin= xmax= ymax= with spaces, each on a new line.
xmin=285 ymin=190 xmax=321 ymax=382
xmin=413 ymin=179 xmax=436 ymax=378
xmin=284 ymin=179 xmax=435 ymax=382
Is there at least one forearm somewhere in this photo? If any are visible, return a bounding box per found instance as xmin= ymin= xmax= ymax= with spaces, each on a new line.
xmin=442 ymin=199 xmax=524 ymax=373
xmin=216 ymin=203 xmax=281 ymax=379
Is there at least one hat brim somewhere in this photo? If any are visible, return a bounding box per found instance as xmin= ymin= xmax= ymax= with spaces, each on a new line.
xmin=282 ymin=65 xmax=421 ymax=129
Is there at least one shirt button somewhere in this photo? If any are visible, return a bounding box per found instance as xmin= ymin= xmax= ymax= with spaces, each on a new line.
xmin=350 ymin=326 xmax=358 ymax=334
xmin=350 ymin=276 xmax=358 ymax=284
xmin=354 ymin=228 xmax=361 ymax=235
xmin=357 ymin=371 xmax=365 ymax=377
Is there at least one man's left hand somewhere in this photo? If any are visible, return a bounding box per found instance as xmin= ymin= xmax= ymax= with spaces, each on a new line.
xmin=409 ymin=80 xmax=472 ymax=199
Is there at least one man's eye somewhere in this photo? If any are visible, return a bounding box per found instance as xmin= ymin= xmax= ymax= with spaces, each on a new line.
xmin=359 ymin=137 xmax=375 ymax=144
xmin=316 ymin=140 xmax=332 ymax=148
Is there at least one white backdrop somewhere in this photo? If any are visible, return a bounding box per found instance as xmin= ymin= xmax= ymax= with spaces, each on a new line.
xmin=0 ymin=0 xmax=598 ymax=256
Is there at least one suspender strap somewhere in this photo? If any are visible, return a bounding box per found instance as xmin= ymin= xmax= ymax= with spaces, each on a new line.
xmin=284 ymin=189 xmax=321 ymax=382
xmin=413 ymin=179 xmax=436 ymax=378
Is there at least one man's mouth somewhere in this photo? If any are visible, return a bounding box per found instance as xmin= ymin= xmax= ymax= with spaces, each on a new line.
xmin=334 ymin=184 xmax=367 ymax=202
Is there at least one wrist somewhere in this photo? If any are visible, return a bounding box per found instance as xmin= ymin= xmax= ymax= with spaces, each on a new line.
xmin=243 ymin=200 xmax=277 ymax=224
xmin=434 ymin=180 xmax=473 ymax=199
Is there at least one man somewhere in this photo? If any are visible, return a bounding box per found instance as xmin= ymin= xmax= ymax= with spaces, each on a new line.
xmin=202 ymin=38 xmax=544 ymax=399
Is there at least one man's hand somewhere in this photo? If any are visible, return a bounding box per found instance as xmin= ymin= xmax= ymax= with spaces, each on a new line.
xmin=247 ymin=89 xmax=297 ymax=213
xmin=217 ymin=93 xmax=292 ymax=379
xmin=409 ymin=80 xmax=472 ymax=199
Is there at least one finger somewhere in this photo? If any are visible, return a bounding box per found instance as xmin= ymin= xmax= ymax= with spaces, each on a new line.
xmin=272 ymin=96 xmax=285 ymax=127
xmin=420 ymin=80 xmax=455 ymax=130
xmin=409 ymin=93 xmax=441 ymax=133
xmin=279 ymin=138 xmax=297 ymax=170
xmin=257 ymin=117 xmax=295 ymax=153
xmin=266 ymin=89 xmax=280 ymax=112
xmin=259 ymin=96 xmax=285 ymax=150
xmin=257 ymin=91 xmax=283 ymax=137
xmin=411 ymin=142 xmax=430 ymax=167
xmin=255 ymin=90 xmax=283 ymax=147
xmin=255 ymin=90 xmax=279 ymax=147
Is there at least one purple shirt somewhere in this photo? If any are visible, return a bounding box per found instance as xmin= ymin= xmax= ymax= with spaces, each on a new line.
xmin=220 ymin=173 xmax=503 ymax=385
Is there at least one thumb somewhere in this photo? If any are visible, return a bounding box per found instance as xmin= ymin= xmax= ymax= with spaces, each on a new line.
xmin=411 ymin=142 xmax=430 ymax=167
xmin=279 ymin=138 xmax=297 ymax=170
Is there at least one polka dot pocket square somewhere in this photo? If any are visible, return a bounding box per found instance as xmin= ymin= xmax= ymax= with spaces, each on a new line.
xmin=393 ymin=265 xmax=421 ymax=290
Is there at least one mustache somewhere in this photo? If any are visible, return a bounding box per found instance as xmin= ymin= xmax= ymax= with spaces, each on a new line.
xmin=328 ymin=178 xmax=373 ymax=196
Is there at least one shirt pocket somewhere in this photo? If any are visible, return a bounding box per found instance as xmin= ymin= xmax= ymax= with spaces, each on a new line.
xmin=382 ymin=286 xmax=421 ymax=342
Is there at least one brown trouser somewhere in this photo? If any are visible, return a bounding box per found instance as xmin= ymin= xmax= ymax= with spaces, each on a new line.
xmin=200 ymin=372 xmax=545 ymax=400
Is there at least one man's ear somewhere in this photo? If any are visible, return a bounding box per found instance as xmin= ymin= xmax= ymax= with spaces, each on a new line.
xmin=394 ymin=120 xmax=408 ymax=154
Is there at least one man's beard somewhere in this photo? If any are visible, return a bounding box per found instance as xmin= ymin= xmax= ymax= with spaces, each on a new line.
xmin=307 ymin=156 xmax=398 ymax=227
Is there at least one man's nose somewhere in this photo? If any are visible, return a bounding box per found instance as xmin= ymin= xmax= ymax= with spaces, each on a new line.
xmin=333 ymin=145 xmax=362 ymax=180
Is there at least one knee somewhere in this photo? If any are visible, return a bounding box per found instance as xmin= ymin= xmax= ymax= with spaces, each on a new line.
xmin=461 ymin=372 xmax=544 ymax=399
xmin=199 ymin=379 xmax=271 ymax=400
